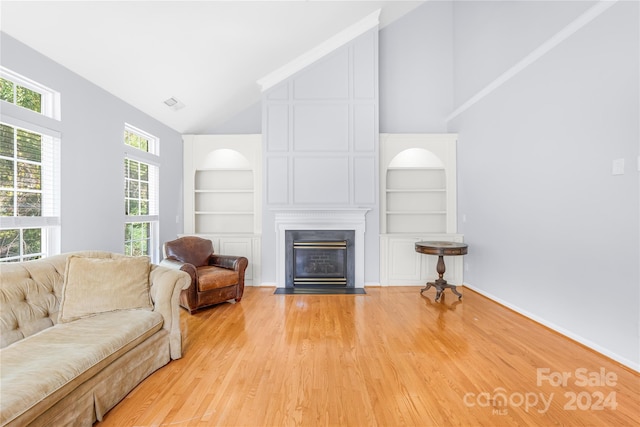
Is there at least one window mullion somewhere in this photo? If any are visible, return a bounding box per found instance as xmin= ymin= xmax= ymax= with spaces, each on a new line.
xmin=13 ymin=129 xmax=17 ymax=217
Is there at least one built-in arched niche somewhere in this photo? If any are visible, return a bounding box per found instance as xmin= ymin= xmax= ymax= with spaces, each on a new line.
xmin=380 ymin=134 xmax=457 ymax=234
xmin=183 ymin=135 xmax=262 ymax=236
xmin=194 ymin=149 xmax=254 ymax=234
xmin=385 ymin=147 xmax=447 ymax=233
xmin=182 ymin=134 xmax=262 ymax=285
xmin=378 ymin=134 xmax=461 ymax=287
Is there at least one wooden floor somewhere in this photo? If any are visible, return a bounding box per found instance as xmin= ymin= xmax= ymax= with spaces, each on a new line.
xmin=97 ymin=287 xmax=639 ymax=426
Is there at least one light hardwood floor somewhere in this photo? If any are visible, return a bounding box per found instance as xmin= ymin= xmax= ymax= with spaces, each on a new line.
xmin=96 ymin=287 xmax=639 ymax=426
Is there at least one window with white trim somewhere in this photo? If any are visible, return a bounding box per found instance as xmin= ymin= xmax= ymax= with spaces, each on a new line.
xmin=1 ymin=67 xmax=61 ymax=119
xmin=124 ymin=125 xmax=159 ymax=261
xmin=0 ymin=69 xmax=60 ymax=262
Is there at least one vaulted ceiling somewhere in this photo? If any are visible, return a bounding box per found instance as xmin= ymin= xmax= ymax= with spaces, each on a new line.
xmin=1 ymin=1 xmax=425 ymax=133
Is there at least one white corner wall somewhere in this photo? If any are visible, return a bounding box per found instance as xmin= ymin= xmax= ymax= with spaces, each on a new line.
xmin=449 ymin=1 xmax=639 ymax=369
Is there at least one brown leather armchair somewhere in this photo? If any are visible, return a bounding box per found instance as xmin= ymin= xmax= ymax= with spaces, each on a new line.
xmin=160 ymin=236 xmax=248 ymax=314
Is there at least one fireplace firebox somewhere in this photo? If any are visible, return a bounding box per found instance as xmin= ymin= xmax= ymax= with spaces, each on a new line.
xmin=285 ymin=230 xmax=355 ymax=287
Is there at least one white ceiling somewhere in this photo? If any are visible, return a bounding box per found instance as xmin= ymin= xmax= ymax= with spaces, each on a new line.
xmin=0 ymin=1 xmax=425 ymax=134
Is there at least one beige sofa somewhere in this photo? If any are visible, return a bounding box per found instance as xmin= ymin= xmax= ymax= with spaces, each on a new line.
xmin=0 ymin=251 xmax=190 ymax=427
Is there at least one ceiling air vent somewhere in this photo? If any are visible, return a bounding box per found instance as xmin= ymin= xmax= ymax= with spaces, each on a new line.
xmin=163 ymin=97 xmax=185 ymax=111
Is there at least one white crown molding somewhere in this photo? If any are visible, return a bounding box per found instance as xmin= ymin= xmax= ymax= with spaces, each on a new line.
xmin=446 ymin=0 xmax=618 ymax=122
xmin=257 ymin=8 xmax=381 ymax=92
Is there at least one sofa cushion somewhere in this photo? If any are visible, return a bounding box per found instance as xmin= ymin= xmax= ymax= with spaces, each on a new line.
xmin=0 ymin=256 xmax=66 ymax=349
xmin=58 ymin=255 xmax=153 ymax=323
xmin=0 ymin=309 xmax=163 ymax=427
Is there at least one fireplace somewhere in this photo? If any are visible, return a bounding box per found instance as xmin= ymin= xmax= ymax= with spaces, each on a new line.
xmin=273 ymin=208 xmax=369 ymax=288
xmin=286 ymin=230 xmax=355 ymax=287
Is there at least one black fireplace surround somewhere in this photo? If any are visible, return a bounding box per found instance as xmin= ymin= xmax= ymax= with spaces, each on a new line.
xmin=285 ymin=230 xmax=355 ymax=288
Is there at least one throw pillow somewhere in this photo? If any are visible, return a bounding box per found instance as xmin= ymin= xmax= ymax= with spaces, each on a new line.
xmin=58 ymin=255 xmax=153 ymax=323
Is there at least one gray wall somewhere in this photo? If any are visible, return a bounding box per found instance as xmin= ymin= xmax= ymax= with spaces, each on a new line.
xmin=379 ymin=0 xmax=454 ymax=133
xmin=0 ymin=33 xmax=184 ymax=260
xmin=450 ymin=1 xmax=639 ymax=367
xmin=204 ymin=101 xmax=262 ymax=134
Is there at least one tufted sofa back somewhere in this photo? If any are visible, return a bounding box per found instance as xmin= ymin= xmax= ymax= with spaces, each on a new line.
xmin=0 ymin=251 xmax=116 ymax=349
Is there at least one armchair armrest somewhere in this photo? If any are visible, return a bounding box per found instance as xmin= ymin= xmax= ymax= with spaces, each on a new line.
xmin=149 ymin=264 xmax=190 ymax=359
xmin=209 ymin=254 xmax=248 ymax=272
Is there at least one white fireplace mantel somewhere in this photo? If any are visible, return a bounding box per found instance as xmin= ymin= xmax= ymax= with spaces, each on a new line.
xmin=273 ymin=208 xmax=370 ymax=288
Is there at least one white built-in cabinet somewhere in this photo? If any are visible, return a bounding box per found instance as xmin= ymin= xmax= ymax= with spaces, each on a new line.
xmin=379 ymin=134 xmax=464 ymax=286
xmin=182 ymin=135 xmax=262 ymax=285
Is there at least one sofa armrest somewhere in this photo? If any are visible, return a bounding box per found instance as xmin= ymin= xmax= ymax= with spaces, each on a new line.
xmin=160 ymin=258 xmax=197 ymax=282
xmin=149 ymin=265 xmax=190 ymax=360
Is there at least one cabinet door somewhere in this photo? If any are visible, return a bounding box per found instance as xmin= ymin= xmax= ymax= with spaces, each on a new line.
xmin=218 ymin=237 xmax=255 ymax=281
xmin=384 ymin=237 xmax=423 ymax=284
xmin=381 ymin=234 xmax=464 ymax=286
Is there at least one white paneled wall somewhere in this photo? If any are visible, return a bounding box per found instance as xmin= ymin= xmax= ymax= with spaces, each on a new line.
xmin=263 ymin=28 xmax=379 ymax=208
xmin=261 ymin=28 xmax=380 ymax=285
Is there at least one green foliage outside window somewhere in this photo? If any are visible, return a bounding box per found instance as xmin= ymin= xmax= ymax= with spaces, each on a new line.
xmin=125 ymin=130 xmax=149 ymax=152
xmin=0 ymin=124 xmax=42 ymax=217
xmin=0 ymin=78 xmax=14 ymax=103
xmin=124 ymin=127 xmax=156 ymax=258
xmin=124 ymin=222 xmax=150 ymax=256
xmin=124 ymin=158 xmax=150 ymax=216
xmin=1 ymin=122 xmax=44 ymax=261
xmin=0 ymin=228 xmax=41 ymax=262
xmin=0 ymin=77 xmax=42 ymax=113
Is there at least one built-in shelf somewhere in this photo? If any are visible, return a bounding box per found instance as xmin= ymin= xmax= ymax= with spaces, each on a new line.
xmin=379 ymin=134 xmax=461 ymax=286
xmin=193 ymin=168 xmax=254 ymax=234
xmin=182 ymin=134 xmax=263 ymax=286
xmin=384 ymin=166 xmax=447 ymax=233
xmin=183 ymin=134 xmax=262 ymax=235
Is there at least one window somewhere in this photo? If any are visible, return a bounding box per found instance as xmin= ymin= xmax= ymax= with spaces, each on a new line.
xmin=0 ymin=78 xmax=41 ymax=113
xmin=0 ymin=123 xmax=60 ymax=262
xmin=124 ymin=125 xmax=159 ymax=261
xmin=0 ymin=66 xmax=60 ymax=120
xmin=1 ymin=69 xmax=61 ymax=262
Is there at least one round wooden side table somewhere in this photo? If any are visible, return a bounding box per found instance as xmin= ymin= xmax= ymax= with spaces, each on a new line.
xmin=415 ymin=241 xmax=468 ymax=301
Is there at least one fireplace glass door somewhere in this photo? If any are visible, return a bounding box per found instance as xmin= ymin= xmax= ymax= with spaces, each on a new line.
xmin=293 ymin=241 xmax=347 ymax=286
xmin=285 ymin=230 xmax=355 ymax=288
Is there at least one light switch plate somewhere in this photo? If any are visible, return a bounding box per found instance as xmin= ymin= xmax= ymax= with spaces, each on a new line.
xmin=612 ymin=158 xmax=625 ymax=175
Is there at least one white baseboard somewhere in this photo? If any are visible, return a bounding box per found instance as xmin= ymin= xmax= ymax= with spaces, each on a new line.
xmin=258 ymin=282 xmax=278 ymax=288
xmin=463 ymin=283 xmax=640 ymax=373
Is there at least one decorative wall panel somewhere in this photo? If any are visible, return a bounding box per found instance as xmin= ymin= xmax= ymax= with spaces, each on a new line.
xmin=293 ymin=51 xmax=350 ymax=100
xmin=266 ymin=105 xmax=289 ymax=152
xmin=353 ymin=104 xmax=376 ymax=152
xmin=266 ymin=157 xmax=289 ymax=204
xmin=353 ymin=31 xmax=377 ymax=99
xmin=267 ymin=84 xmax=288 ymax=100
xmin=353 ymin=157 xmax=376 ymax=205
xmin=293 ymin=105 xmax=349 ymax=151
xmin=293 ymin=157 xmax=350 ymax=204
xmin=263 ymin=27 xmax=379 ymax=208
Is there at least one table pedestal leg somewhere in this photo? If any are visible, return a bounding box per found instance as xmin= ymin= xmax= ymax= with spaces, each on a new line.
xmin=420 ymin=255 xmax=462 ymax=301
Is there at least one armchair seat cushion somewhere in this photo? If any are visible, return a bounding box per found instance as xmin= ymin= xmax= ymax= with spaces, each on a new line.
xmin=197 ymin=266 xmax=239 ymax=291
